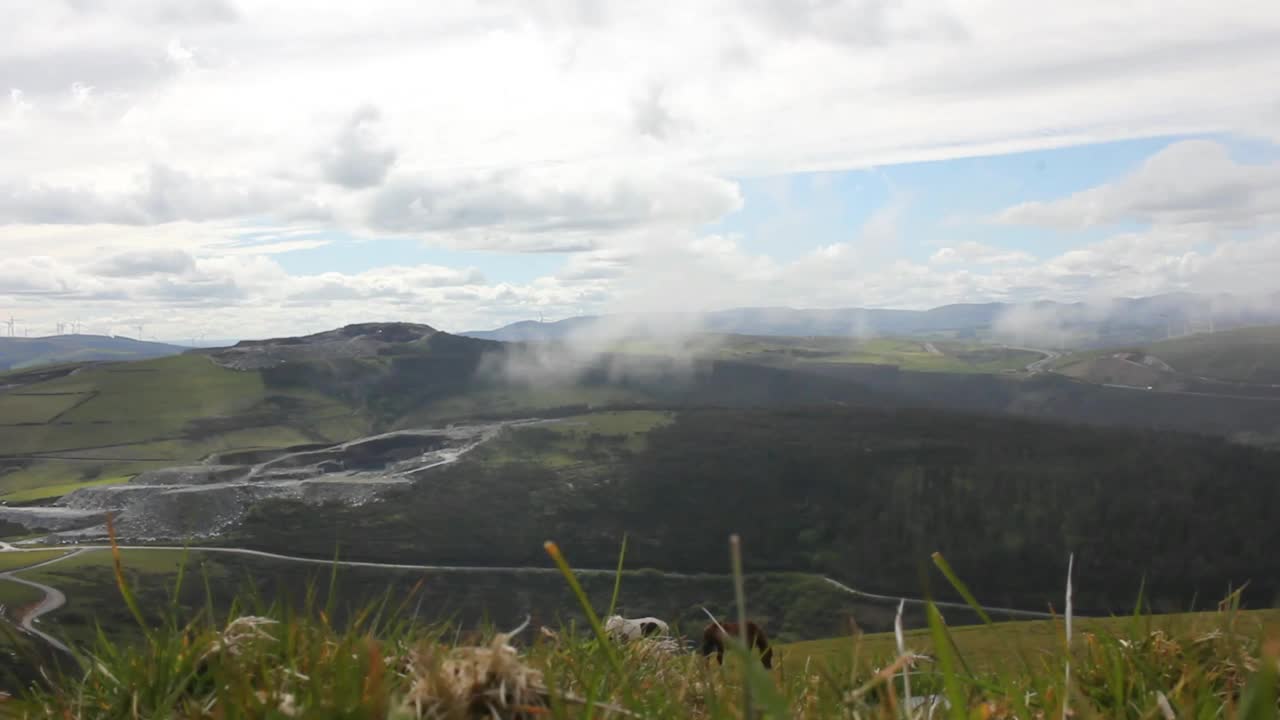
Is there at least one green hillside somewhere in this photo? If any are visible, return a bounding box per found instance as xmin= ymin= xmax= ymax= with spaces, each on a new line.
xmin=1143 ymin=325 xmax=1280 ymax=383
xmin=0 ymin=353 xmax=369 ymax=497
xmin=0 ymin=334 xmax=185 ymax=371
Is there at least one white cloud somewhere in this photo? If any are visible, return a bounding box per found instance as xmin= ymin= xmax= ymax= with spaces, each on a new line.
xmin=91 ymin=248 xmax=198 ymax=277
xmin=361 ymin=164 xmax=741 ymax=242
xmin=931 ymin=242 xmax=1035 ymax=266
xmin=322 ymin=105 xmax=397 ymax=189
xmin=996 ymin=140 xmax=1280 ymax=229
xmin=1 ymin=0 xmax=1279 ymax=337
xmin=0 ymin=164 xmax=324 ymax=226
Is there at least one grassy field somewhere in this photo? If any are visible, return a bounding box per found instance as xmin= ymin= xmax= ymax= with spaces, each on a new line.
xmin=474 ymin=411 xmax=673 ymax=468
xmin=0 ymin=354 xmax=368 ymax=496
xmin=1052 ymin=325 xmax=1280 ymax=386
xmin=0 ymin=392 xmax=91 ymax=424
xmin=0 ymin=549 xmax=71 ymax=572
xmin=18 ymin=548 xmax=209 ymax=576
xmin=0 ymin=578 xmax=46 ymax=611
xmin=400 ymin=384 xmax=649 ymax=426
xmin=783 ymin=608 xmax=1280 ymax=670
xmin=1143 ymin=325 xmax=1280 ymax=383
xmin=709 ymin=335 xmax=1041 ymax=374
xmin=0 ymin=475 xmax=129 ymax=503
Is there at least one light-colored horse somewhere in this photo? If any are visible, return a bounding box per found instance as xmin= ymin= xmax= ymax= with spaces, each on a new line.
xmin=604 ymin=615 xmax=670 ymax=642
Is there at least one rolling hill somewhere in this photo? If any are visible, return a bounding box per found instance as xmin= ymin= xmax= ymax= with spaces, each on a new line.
xmin=1054 ymin=325 xmax=1280 ymax=399
xmin=1140 ymin=325 xmax=1280 ymax=384
xmin=5 ymin=320 xmax=1280 ymax=501
xmin=0 ymin=334 xmax=186 ymax=371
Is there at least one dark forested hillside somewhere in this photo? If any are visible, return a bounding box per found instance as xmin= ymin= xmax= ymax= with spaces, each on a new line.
xmin=234 ymin=406 xmax=1280 ymax=615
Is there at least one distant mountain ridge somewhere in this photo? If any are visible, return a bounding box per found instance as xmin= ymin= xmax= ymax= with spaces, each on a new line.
xmin=0 ymin=334 xmax=187 ymax=371
xmin=462 ymin=292 xmax=1280 ymax=348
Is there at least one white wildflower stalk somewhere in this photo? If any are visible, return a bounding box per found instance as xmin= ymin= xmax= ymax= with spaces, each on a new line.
xmin=896 ymin=599 xmax=913 ymax=719
xmin=1064 ymin=552 xmax=1074 ymax=719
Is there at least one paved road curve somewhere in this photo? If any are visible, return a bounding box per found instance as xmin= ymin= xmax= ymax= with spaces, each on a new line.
xmin=0 ymin=542 xmax=1060 ymax=653
xmin=0 ymin=545 xmax=87 ymax=654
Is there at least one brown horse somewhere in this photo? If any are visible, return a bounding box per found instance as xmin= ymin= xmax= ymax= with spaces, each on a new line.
xmin=700 ymin=621 xmax=773 ymax=668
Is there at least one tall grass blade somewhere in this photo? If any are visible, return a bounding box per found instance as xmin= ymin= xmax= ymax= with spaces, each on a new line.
xmin=325 ymin=543 xmax=341 ymax=623
xmin=105 ymin=513 xmax=150 ymax=639
xmin=543 ymin=541 xmax=623 ymax=676
xmin=607 ymin=533 xmax=628 ymax=619
xmin=1131 ymin=575 xmax=1146 ymax=635
xmin=168 ymin=544 xmax=189 ymax=613
xmin=1063 ymin=552 xmax=1074 ymax=720
xmin=925 ymin=602 xmax=967 ymax=720
xmin=931 ymin=551 xmax=993 ymax=626
xmin=730 ymin=534 xmax=754 ymax=720
xmin=1235 ymin=646 xmax=1277 ymax=720
xmin=896 ymin=598 xmax=913 ymax=718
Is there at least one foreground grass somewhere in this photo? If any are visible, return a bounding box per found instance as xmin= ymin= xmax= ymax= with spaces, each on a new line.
xmin=5 ymin=536 xmax=1277 ymax=719
xmin=16 ymin=594 xmax=1280 ymax=718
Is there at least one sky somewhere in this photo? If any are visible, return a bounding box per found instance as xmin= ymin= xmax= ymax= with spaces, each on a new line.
xmin=2 ymin=0 xmax=1280 ymax=342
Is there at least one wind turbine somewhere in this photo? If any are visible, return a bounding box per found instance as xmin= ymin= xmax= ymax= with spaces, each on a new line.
xmin=4 ymin=317 xmax=20 ymax=337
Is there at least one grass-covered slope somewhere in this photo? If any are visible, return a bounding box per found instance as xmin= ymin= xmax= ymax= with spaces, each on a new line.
xmin=1054 ymin=325 xmax=1280 ymax=386
xmin=0 ymin=353 xmax=369 ymax=497
xmin=5 ymin=319 xmax=1280 ymax=503
xmin=1142 ymin=325 xmax=1280 ymax=383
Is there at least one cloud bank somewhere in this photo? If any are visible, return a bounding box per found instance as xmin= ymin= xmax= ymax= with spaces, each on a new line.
xmin=0 ymin=1 xmax=1278 ymax=339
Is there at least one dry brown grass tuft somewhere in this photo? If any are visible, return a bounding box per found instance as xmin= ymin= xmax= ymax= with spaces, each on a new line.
xmin=396 ymin=624 xmax=549 ymax=719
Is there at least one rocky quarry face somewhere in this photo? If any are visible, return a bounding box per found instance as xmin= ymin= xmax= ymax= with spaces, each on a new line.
xmin=0 ymin=422 xmax=513 ymax=542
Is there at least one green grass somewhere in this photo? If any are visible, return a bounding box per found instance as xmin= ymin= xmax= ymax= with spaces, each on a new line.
xmin=0 ymin=549 xmax=70 ymax=572
xmin=472 ymin=411 xmax=673 ymax=468
xmin=0 ymin=353 xmax=367 ymax=494
xmin=0 ymin=392 xmax=90 ymax=424
xmin=0 ymin=475 xmax=130 ymax=503
xmin=16 ymin=546 xmax=1280 ymax=719
xmin=783 ymin=608 xmax=1280 ymax=670
xmin=1052 ymin=325 xmax=1280 ymax=385
xmin=0 ymin=578 xmax=46 ymax=610
xmin=402 ymin=384 xmax=647 ymax=425
xmin=1143 ymin=325 xmax=1280 ymax=383
xmin=18 ymin=548 xmax=202 ymax=576
xmin=710 ymin=334 xmax=1041 ymax=374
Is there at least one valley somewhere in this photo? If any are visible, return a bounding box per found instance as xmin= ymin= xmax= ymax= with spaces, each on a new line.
xmin=0 ymin=320 xmax=1278 ymax=676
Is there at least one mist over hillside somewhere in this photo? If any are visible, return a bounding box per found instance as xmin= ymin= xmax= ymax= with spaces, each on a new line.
xmin=463 ymin=292 xmax=1280 ymax=348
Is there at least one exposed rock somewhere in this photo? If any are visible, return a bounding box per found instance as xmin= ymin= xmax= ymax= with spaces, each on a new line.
xmin=0 ymin=421 xmax=532 ymax=542
xmin=205 ymin=322 xmax=438 ymax=371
